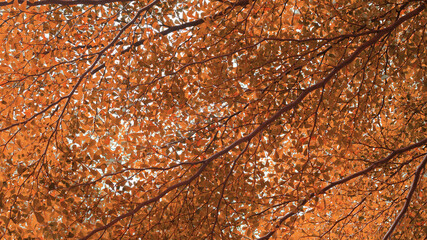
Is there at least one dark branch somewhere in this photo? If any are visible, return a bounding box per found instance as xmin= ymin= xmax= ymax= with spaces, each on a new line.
xmin=257 ymin=138 xmax=427 ymax=240
xmin=382 ymin=153 xmax=427 ymax=240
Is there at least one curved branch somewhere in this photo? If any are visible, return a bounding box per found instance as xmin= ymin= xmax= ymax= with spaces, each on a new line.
xmin=0 ymin=0 xmax=159 ymax=133
xmin=382 ymin=153 xmax=427 ymax=240
xmin=257 ymin=138 xmax=427 ymax=240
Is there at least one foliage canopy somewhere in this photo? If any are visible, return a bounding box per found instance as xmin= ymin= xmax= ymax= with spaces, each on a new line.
xmin=0 ymin=0 xmax=426 ymax=239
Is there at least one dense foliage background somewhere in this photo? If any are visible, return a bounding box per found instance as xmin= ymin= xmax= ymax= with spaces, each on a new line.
xmin=0 ymin=0 xmax=426 ymax=239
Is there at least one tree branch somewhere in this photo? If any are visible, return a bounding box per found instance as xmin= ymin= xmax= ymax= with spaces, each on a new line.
xmin=382 ymin=153 xmax=427 ymax=240
xmin=257 ymin=138 xmax=427 ymax=240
